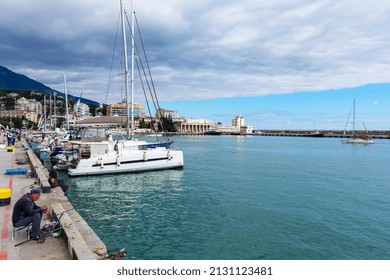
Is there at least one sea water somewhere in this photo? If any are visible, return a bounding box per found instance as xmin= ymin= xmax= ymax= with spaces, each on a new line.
xmin=61 ymin=136 xmax=390 ymax=260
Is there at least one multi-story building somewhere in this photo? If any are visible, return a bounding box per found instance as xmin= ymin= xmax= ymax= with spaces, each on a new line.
xmin=25 ymin=112 xmax=39 ymax=123
xmin=0 ymin=110 xmax=24 ymax=119
xmin=73 ymin=102 xmax=90 ymax=119
xmin=28 ymin=100 xmax=43 ymax=115
xmin=232 ymin=115 xmax=244 ymax=128
xmin=15 ymin=98 xmax=42 ymax=115
xmin=1 ymin=97 xmax=41 ymax=123
xmin=107 ymin=101 xmax=145 ymax=119
xmin=156 ymin=108 xmax=180 ymax=120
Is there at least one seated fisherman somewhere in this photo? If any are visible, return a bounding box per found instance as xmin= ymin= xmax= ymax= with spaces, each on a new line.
xmin=12 ymin=188 xmax=48 ymax=240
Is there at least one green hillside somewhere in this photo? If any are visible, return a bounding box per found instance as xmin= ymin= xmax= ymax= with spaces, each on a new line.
xmin=0 ymin=65 xmax=99 ymax=106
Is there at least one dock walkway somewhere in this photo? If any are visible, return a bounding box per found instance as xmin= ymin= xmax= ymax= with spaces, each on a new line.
xmin=0 ymin=138 xmax=107 ymax=260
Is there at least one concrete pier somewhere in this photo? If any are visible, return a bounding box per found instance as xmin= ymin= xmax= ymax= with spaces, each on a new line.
xmin=0 ymin=139 xmax=108 ymax=260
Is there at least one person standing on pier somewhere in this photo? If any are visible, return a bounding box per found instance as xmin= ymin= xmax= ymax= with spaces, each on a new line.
xmin=6 ymin=132 xmax=12 ymax=146
xmin=12 ymin=188 xmax=49 ymax=240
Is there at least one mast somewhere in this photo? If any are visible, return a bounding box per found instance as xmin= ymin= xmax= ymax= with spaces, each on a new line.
xmin=49 ymin=93 xmax=52 ymax=129
xmin=53 ymin=92 xmax=57 ymax=128
xmin=43 ymin=96 xmax=46 ymax=131
xmin=131 ymin=0 xmax=135 ymax=135
xmin=64 ymin=74 xmax=70 ymax=130
xmin=120 ymin=0 xmax=130 ymax=139
xmin=352 ymin=99 xmax=355 ymax=136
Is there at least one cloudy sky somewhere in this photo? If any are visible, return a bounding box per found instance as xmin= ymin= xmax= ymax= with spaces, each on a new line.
xmin=1 ymin=0 xmax=390 ymax=129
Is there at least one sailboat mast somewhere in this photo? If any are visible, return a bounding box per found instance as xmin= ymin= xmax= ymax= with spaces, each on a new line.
xmin=64 ymin=74 xmax=70 ymax=130
xmin=120 ymin=0 xmax=130 ymax=139
xmin=352 ymin=99 xmax=355 ymax=135
xmin=43 ymin=96 xmax=46 ymax=131
xmin=53 ymin=92 xmax=57 ymax=128
xmin=131 ymin=0 xmax=135 ymax=135
xmin=49 ymin=93 xmax=52 ymax=129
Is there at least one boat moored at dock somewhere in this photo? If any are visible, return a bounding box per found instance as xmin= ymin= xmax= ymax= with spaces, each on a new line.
xmin=67 ymin=127 xmax=184 ymax=177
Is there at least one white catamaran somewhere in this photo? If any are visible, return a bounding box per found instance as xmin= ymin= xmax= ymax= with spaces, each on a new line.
xmin=68 ymin=0 xmax=184 ymax=176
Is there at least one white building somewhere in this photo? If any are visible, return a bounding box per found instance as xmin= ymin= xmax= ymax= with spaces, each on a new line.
xmin=240 ymin=125 xmax=254 ymax=134
xmin=15 ymin=97 xmax=42 ymax=115
xmin=106 ymin=101 xmax=145 ymax=118
xmin=175 ymin=118 xmax=214 ymax=134
xmin=156 ymin=108 xmax=180 ymax=120
xmin=232 ymin=115 xmax=244 ymax=128
xmin=73 ymin=102 xmax=90 ymax=119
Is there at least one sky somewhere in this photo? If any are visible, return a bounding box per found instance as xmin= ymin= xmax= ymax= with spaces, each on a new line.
xmin=1 ymin=0 xmax=390 ymax=130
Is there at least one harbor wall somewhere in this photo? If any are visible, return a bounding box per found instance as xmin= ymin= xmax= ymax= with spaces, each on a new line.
xmin=168 ymin=130 xmax=390 ymax=138
xmin=254 ymin=130 xmax=390 ymax=138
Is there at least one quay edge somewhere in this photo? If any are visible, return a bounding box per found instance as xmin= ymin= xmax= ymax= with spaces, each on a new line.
xmin=25 ymin=141 xmax=108 ymax=260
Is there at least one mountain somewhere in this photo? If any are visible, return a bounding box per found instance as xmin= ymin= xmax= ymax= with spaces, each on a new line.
xmin=0 ymin=65 xmax=99 ymax=106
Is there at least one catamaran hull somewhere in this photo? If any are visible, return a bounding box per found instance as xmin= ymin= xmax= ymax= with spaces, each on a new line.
xmin=68 ymin=150 xmax=183 ymax=177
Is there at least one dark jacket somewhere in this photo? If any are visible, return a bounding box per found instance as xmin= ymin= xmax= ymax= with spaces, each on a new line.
xmin=12 ymin=193 xmax=43 ymax=225
xmin=49 ymin=168 xmax=58 ymax=179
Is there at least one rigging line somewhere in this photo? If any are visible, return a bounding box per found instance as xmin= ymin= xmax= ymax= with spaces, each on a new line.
xmin=343 ymin=101 xmax=354 ymax=133
xmin=133 ymin=47 xmax=169 ymax=137
xmin=124 ymin=9 xmax=170 ymax=138
xmin=135 ymin=58 xmax=153 ymax=123
xmin=124 ymin=13 xmax=153 ymax=100
xmin=134 ymin=14 xmax=170 ymax=139
xmin=134 ymin=13 xmax=163 ymax=114
xmin=105 ymin=9 xmax=122 ymax=104
xmin=124 ymin=12 xmax=159 ymax=114
xmin=133 ymin=13 xmax=170 ymax=138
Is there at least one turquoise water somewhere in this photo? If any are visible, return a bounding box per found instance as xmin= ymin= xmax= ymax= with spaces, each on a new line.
xmin=61 ymin=136 xmax=390 ymax=260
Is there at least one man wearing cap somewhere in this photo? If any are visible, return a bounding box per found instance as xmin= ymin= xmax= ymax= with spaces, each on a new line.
xmin=12 ymin=188 xmax=49 ymax=240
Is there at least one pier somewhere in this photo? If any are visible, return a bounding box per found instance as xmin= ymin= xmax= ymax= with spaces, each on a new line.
xmin=0 ymin=138 xmax=108 ymax=260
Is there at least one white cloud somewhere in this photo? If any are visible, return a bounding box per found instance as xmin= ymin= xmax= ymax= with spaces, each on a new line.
xmin=1 ymin=0 xmax=390 ymax=104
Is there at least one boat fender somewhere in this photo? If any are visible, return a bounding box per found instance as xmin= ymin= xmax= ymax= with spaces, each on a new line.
xmin=116 ymin=156 xmax=120 ymax=166
xmin=143 ymin=151 xmax=147 ymax=161
xmin=97 ymin=158 xmax=104 ymax=168
xmin=167 ymin=151 xmax=171 ymax=160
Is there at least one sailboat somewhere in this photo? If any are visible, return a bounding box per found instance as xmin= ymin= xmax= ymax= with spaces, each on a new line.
xmin=67 ymin=0 xmax=184 ymax=176
xmin=342 ymin=99 xmax=374 ymax=144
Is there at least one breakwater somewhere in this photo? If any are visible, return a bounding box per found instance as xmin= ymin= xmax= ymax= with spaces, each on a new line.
xmin=255 ymin=130 xmax=390 ymax=139
xmin=168 ymin=130 xmax=390 ymax=138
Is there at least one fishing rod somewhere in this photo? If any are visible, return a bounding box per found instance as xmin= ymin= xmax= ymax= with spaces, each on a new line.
xmin=14 ymin=209 xmax=75 ymax=247
xmin=14 ymin=226 xmax=65 ymax=247
xmin=56 ymin=208 xmax=75 ymax=221
xmin=42 ymin=208 xmax=75 ymax=223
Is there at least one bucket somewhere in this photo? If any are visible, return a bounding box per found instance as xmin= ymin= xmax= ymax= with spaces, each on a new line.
xmin=0 ymin=188 xmax=11 ymax=206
